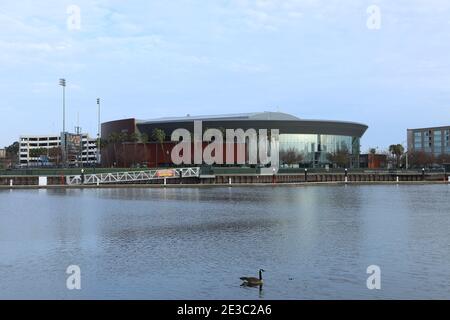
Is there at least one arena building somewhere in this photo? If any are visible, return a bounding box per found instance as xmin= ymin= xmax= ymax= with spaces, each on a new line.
xmin=101 ymin=112 xmax=368 ymax=168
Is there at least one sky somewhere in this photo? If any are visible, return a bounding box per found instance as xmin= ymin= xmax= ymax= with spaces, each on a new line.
xmin=1 ymin=0 xmax=450 ymax=152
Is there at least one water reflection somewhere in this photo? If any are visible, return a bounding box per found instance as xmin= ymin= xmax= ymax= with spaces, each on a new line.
xmin=0 ymin=185 xmax=449 ymax=299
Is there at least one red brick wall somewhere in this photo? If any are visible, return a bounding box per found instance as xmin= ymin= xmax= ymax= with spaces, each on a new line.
xmin=101 ymin=142 xmax=247 ymax=168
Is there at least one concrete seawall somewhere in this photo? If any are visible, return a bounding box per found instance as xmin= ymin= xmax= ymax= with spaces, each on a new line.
xmin=1 ymin=171 xmax=449 ymax=189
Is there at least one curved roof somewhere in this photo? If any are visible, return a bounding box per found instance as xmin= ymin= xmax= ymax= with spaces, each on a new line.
xmin=139 ymin=111 xmax=300 ymax=123
xmin=134 ymin=111 xmax=368 ymax=138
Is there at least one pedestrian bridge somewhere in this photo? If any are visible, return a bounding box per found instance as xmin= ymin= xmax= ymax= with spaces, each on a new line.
xmin=66 ymin=167 xmax=201 ymax=185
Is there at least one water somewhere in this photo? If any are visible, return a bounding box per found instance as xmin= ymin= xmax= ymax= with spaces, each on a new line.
xmin=0 ymin=185 xmax=449 ymax=299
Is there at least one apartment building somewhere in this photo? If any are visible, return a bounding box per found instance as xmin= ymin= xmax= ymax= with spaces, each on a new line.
xmin=407 ymin=126 xmax=450 ymax=156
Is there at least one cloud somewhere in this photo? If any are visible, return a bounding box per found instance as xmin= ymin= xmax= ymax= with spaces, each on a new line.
xmin=1 ymin=0 xmax=450 ymax=148
xmin=230 ymin=0 xmax=307 ymax=31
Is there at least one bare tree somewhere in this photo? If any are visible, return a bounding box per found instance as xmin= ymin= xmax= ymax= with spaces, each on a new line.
xmin=327 ymin=146 xmax=351 ymax=168
xmin=280 ymin=147 xmax=304 ymax=167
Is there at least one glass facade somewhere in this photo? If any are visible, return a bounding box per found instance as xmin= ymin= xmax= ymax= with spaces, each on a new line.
xmin=279 ymin=134 xmax=360 ymax=167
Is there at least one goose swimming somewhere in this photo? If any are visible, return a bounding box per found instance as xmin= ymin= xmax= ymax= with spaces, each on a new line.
xmin=240 ymin=269 xmax=265 ymax=286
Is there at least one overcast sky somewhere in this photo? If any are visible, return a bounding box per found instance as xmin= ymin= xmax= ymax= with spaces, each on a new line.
xmin=1 ymin=0 xmax=449 ymax=151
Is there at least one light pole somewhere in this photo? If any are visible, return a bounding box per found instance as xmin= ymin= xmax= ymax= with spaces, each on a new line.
xmin=405 ymin=151 xmax=409 ymax=170
xmin=59 ymin=78 xmax=66 ymax=166
xmin=97 ymin=98 xmax=101 ymax=165
xmin=401 ymin=140 xmax=408 ymax=170
xmin=59 ymin=78 xmax=66 ymax=132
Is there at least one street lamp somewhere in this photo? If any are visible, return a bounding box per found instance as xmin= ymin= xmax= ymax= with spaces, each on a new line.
xmin=96 ymin=98 xmax=101 ymax=165
xmin=405 ymin=151 xmax=409 ymax=170
xmin=59 ymin=78 xmax=66 ymax=166
xmin=59 ymin=79 xmax=66 ymax=133
xmin=401 ymin=140 xmax=408 ymax=170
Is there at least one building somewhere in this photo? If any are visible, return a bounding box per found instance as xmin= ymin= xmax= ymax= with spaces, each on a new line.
xmin=359 ymin=153 xmax=387 ymax=169
xmin=19 ymin=133 xmax=97 ymax=167
xmin=407 ymin=126 xmax=450 ymax=156
xmin=101 ymin=112 xmax=368 ymax=168
xmin=0 ymin=148 xmax=12 ymax=169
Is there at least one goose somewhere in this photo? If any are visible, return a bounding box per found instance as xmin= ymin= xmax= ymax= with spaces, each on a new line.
xmin=240 ymin=269 xmax=265 ymax=286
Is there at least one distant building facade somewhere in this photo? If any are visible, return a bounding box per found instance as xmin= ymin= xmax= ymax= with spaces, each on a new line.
xmin=359 ymin=153 xmax=387 ymax=169
xmin=407 ymin=126 xmax=450 ymax=156
xmin=0 ymin=148 xmax=12 ymax=169
xmin=101 ymin=112 xmax=368 ymax=168
xmin=19 ymin=133 xmax=97 ymax=167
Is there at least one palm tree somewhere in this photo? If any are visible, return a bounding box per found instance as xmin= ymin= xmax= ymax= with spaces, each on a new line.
xmin=129 ymin=132 xmax=140 ymax=166
xmin=97 ymin=138 xmax=109 ymax=167
xmin=118 ymin=132 xmax=128 ymax=167
xmin=389 ymin=144 xmax=405 ymax=168
xmin=140 ymin=133 xmax=149 ymax=167
xmin=108 ymin=132 xmax=121 ymax=167
xmin=152 ymin=128 xmax=166 ymax=167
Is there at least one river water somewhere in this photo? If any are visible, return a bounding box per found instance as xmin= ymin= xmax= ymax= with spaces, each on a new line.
xmin=0 ymin=185 xmax=449 ymax=299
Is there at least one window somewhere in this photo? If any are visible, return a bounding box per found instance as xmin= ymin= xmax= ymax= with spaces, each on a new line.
xmin=413 ymin=132 xmax=422 ymax=149
xmin=434 ymin=130 xmax=442 ymax=147
xmin=279 ymin=134 xmax=358 ymax=165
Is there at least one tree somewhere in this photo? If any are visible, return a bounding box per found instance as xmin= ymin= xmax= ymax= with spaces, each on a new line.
xmin=98 ymin=138 xmax=109 ymax=166
xmin=436 ymin=153 xmax=450 ymax=165
xmin=280 ymin=148 xmax=303 ymax=167
xmin=408 ymin=151 xmax=435 ymax=168
xmin=140 ymin=133 xmax=149 ymax=167
xmin=388 ymin=144 xmax=405 ymax=168
xmin=29 ymin=148 xmax=48 ymax=158
xmin=327 ymin=146 xmax=351 ymax=168
xmin=369 ymin=148 xmax=377 ymax=155
xmin=152 ymin=128 xmax=166 ymax=167
xmin=108 ymin=132 xmax=121 ymax=166
xmin=5 ymin=141 xmax=19 ymax=155
xmin=4 ymin=141 xmax=19 ymax=164
xmin=48 ymin=147 xmax=62 ymax=165
xmin=129 ymin=132 xmax=140 ymax=166
xmin=118 ymin=132 xmax=128 ymax=167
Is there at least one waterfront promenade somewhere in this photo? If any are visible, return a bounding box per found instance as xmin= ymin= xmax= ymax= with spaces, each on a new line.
xmin=1 ymin=167 xmax=448 ymax=188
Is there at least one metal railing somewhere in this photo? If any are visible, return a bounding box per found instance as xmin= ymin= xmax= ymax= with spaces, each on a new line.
xmin=66 ymin=167 xmax=201 ymax=185
xmin=0 ymin=167 xmax=149 ymax=176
